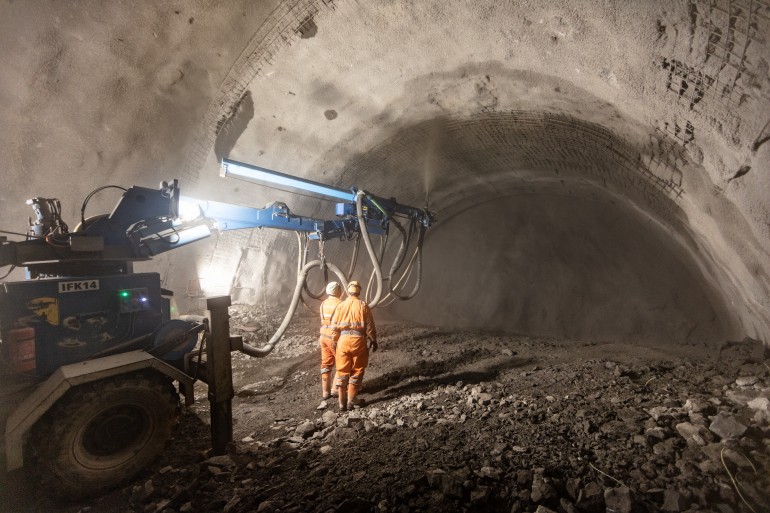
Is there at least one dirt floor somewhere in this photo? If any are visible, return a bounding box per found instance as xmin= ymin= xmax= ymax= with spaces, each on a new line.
xmin=1 ymin=306 xmax=769 ymax=513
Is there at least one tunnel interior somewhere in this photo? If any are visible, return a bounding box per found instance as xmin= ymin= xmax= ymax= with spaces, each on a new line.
xmin=3 ymin=2 xmax=770 ymax=511
xmin=1 ymin=0 xmax=769 ymax=347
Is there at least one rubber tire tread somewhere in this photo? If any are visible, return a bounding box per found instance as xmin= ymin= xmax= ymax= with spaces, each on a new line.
xmin=29 ymin=371 xmax=179 ymax=499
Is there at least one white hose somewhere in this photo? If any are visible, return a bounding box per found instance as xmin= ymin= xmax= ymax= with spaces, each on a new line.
xmin=239 ymin=260 xmax=348 ymax=357
xmin=356 ymin=190 xmax=384 ymax=308
xmin=376 ymin=242 xmax=421 ymax=307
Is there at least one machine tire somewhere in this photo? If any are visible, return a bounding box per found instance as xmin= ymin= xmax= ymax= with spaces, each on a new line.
xmin=30 ymin=371 xmax=179 ymax=499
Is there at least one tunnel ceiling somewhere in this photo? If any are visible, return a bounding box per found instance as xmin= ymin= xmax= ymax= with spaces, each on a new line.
xmin=1 ymin=0 xmax=769 ymax=343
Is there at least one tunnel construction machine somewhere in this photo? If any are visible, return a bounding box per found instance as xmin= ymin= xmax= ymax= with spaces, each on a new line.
xmin=0 ymin=158 xmax=433 ymax=498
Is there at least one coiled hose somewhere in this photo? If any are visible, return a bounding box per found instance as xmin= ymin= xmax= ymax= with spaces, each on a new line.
xmin=238 ymin=259 xmax=348 ymax=357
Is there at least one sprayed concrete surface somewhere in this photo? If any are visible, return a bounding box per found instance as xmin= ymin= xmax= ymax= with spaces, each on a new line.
xmin=1 ymin=2 xmax=769 ymax=343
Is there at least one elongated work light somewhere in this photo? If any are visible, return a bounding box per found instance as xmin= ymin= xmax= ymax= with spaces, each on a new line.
xmin=221 ymin=158 xmax=355 ymax=202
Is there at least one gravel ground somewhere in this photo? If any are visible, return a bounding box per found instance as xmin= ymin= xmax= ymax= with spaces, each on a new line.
xmin=2 ymin=306 xmax=768 ymax=513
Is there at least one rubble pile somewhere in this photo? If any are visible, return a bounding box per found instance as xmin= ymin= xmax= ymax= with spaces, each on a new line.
xmin=122 ymin=323 xmax=769 ymax=513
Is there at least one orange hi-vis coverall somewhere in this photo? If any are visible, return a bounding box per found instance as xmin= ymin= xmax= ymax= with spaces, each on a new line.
xmin=319 ymin=295 xmax=342 ymax=391
xmin=331 ymin=295 xmax=376 ymax=396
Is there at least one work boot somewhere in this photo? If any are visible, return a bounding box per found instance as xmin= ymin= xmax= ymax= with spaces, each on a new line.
xmin=348 ymin=383 xmax=363 ymax=409
xmin=321 ymin=374 xmax=332 ymax=399
xmin=338 ymin=384 xmax=348 ymax=412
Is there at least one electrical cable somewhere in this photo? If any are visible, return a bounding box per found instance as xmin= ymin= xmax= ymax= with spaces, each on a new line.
xmin=0 ymin=265 xmax=16 ymax=280
xmin=80 ymin=185 xmax=127 ymax=226
xmin=0 ymin=230 xmax=43 ymax=239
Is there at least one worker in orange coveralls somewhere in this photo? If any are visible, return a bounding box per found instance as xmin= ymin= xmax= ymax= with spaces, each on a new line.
xmin=331 ymin=280 xmax=377 ymax=411
xmin=319 ymin=281 xmax=343 ymax=400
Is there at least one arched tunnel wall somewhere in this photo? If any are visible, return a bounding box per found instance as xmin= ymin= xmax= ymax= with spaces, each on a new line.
xmin=1 ymin=0 xmax=769 ymax=346
xmin=390 ymin=192 xmax=729 ymax=344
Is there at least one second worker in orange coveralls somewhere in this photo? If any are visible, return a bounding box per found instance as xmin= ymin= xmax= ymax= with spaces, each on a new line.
xmin=331 ymin=280 xmax=377 ymax=411
xmin=319 ymin=281 xmax=342 ymax=400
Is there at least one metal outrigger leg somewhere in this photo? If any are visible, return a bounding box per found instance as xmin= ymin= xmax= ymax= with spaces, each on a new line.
xmin=205 ymin=296 xmax=236 ymax=455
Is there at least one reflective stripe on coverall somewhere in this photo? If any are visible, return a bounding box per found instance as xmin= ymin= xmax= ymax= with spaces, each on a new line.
xmin=331 ymin=296 xmax=376 ymax=389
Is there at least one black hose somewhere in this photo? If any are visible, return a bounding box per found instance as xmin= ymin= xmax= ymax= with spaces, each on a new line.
xmin=347 ymin=233 xmax=361 ymax=278
xmin=86 ymin=332 xmax=153 ymax=359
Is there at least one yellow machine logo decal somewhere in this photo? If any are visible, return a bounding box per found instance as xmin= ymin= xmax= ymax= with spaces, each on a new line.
xmin=26 ymin=297 xmax=60 ymax=325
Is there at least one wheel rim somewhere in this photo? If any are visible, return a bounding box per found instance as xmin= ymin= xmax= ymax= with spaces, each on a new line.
xmin=73 ymin=402 xmax=155 ymax=470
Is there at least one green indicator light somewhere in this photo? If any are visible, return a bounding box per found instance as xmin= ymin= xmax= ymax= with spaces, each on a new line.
xmin=120 ymin=291 xmax=130 ymax=297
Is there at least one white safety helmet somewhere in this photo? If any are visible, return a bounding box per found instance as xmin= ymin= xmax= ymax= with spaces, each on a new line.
xmin=347 ymin=280 xmax=362 ymax=295
xmin=326 ymin=281 xmax=341 ymax=296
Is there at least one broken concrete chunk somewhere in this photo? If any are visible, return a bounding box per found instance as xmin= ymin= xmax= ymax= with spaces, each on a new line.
xmin=578 ymin=481 xmax=603 ymax=508
xmin=747 ymin=396 xmax=769 ymax=412
xmin=725 ymin=389 xmax=757 ymax=406
xmin=709 ymin=413 xmax=747 ymax=440
xmin=321 ymin=410 xmax=338 ymax=425
xmin=675 ymin=422 xmax=706 ymax=445
xmin=478 ymin=466 xmax=502 ymax=480
xmin=478 ymin=393 xmax=493 ymax=405
xmin=329 ymin=427 xmax=357 ymax=440
xmin=661 ymin=488 xmax=687 ymax=512
xmin=735 ymin=376 xmax=758 ymax=387
xmin=531 ymin=475 xmax=557 ymax=503
xmin=223 ymin=495 xmax=240 ymax=513
xmin=256 ymin=499 xmax=284 ymax=512
xmin=205 ymin=455 xmax=235 ymax=468
xmin=425 ymin=468 xmax=467 ymax=499
xmin=295 ymin=420 xmax=316 ymax=438
xmin=604 ymin=486 xmax=633 ymax=513
xmin=652 ymin=438 xmax=678 ymax=457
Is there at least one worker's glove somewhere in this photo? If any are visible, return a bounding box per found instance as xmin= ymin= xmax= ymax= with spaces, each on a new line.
xmin=368 ymin=338 xmax=378 ymax=352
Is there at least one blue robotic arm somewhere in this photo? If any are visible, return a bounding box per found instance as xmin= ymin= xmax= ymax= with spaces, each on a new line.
xmin=1 ymin=162 xmax=434 ymax=279
xmin=175 ymin=197 xmax=386 ymax=241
